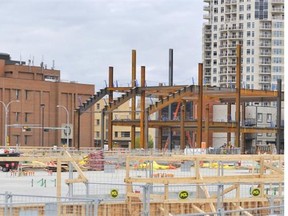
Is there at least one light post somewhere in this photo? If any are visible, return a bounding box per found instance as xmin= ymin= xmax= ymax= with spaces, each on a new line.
xmin=57 ymin=105 xmax=69 ymax=147
xmin=57 ymin=104 xmax=73 ymax=197
xmin=0 ymin=100 xmax=20 ymax=147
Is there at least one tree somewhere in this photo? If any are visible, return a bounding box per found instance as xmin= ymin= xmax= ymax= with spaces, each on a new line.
xmin=135 ymin=135 xmax=154 ymax=148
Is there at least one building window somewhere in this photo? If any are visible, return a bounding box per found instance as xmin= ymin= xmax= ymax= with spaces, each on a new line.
xmin=121 ymin=131 xmax=130 ymax=138
xmin=96 ymin=119 xmax=100 ymax=125
xmin=14 ymin=135 xmax=20 ymax=144
xmin=247 ymin=4 xmax=251 ymax=11
xmin=16 ymin=89 xmax=20 ymax=100
xmin=115 ymin=132 xmax=118 ymax=137
xmin=96 ymin=103 xmax=100 ymax=110
xmin=266 ymin=113 xmax=272 ymax=123
xmin=25 ymin=90 xmax=29 ymax=100
xmin=257 ymin=113 xmax=263 ymax=122
xmin=266 ymin=133 xmax=272 ymax=137
xmin=247 ymin=14 xmax=251 ymax=20
xmin=24 ymin=135 xmax=28 ymax=145
xmin=15 ymin=112 xmax=20 ymax=122
xmin=25 ymin=113 xmax=29 ymax=123
xmin=96 ymin=132 xmax=100 ymax=138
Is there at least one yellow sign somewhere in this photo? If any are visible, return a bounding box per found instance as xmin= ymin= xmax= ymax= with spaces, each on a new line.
xmin=251 ymin=188 xmax=261 ymax=197
xmin=178 ymin=191 xmax=189 ymax=200
xmin=110 ymin=189 xmax=119 ymax=198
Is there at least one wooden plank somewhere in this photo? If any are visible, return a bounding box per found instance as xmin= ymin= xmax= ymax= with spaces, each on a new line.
xmin=191 ymin=204 xmax=206 ymax=214
xmin=125 ymin=175 xmax=283 ymax=184
xmin=210 ymin=184 xmax=238 ymax=199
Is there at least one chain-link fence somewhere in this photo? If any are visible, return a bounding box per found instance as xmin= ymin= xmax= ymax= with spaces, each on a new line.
xmin=0 ymin=192 xmax=100 ymax=216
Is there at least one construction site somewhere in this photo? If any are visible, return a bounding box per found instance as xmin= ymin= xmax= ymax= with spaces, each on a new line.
xmin=0 ymin=46 xmax=285 ymax=216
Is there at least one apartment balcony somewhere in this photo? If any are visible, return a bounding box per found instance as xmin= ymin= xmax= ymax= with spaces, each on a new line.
xmin=260 ymin=25 xmax=272 ymax=29
xmin=219 ymin=44 xmax=227 ymax=48
xmin=205 ymin=29 xmax=212 ymax=34
xmin=227 ymin=61 xmax=236 ymax=66
xmin=259 ymin=79 xmax=271 ymax=83
xmin=220 ymin=36 xmax=228 ymax=40
xmin=204 ymin=72 xmax=211 ymax=76
xmin=272 ymin=7 xmax=284 ymax=13
xmin=260 ymin=61 xmax=271 ymax=65
xmin=259 ymin=34 xmax=272 ymax=38
xmin=205 ymin=55 xmax=211 ymax=59
xmin=204 ymin=46 xmax=211 ymax=50
xmin=204 ymin=0 xmax=211 ymax=2
xmin=204 ymin=5 xmax=210 ymax=11
xmin=228 ymin=70 xmax=236 ymax=74
xmin=219 ymin=70 xmax=227 ymax=74
xmin=219 ymin=79 xmax=227 ymax=84
xmin=204 ymin=63 xmax=211 ymax=68
xmin=219 ymin=61 xmax=227 ymax=66
xmin=226 ymin=0 xmax=236 ymax=4
xmin=260 ymin=51 xmax=271 ymax=56
xmin=203 ymin=14 xmax=211 ymax=20
xmin=272 ymin=15 xmax=284 ymax=20
xmin=259 ymin=43 xmax=271 ymax=47
xmin=227 ymin=53 xmax=236 ymax=58
xmin=205 ymin=38 xmax=212 ymax=42
xmin=272 ymin=0 xmax=284 ymax=3
xmin=219 ymin=52 xmax=227 ymax=56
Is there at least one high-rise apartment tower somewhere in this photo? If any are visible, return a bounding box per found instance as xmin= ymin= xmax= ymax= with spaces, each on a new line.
xmin=202 ymin=0 xmax=284 ymax=91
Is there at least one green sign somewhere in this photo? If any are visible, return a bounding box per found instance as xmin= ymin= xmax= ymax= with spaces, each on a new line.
xmin=178 ymin=191 xmax=189 ymax=200
xmin=251 ymin=188 xmax=261 ymax=197
xmin=110 ymin=189 xmax=119 ymax=198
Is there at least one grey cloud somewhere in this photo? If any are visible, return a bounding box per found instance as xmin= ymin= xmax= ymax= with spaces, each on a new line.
xmin=0 ymin=0 xmax=203 ymax=90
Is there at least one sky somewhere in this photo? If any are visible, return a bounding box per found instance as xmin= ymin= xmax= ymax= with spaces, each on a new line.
xmin=0 ymin=0 xmax=204 ymax=91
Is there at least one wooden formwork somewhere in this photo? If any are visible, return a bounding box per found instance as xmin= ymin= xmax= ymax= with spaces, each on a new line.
xmin=0 ymin=152 xmax=284 ymax=215
xmin=124 ymin=154 xmax=284 ymax=216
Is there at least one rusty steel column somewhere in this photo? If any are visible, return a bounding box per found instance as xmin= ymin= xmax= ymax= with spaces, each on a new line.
xmin=276 ymin=79 xmax=282 ymax=154
xmin=157 ymin=83 xmax=163 ymax=149
xmin=180 ymin=103 xmax=185 ymax=150
xmin=168 ymin=49 xmax=173 ymax=150
xmin=140 ymin=66 xmax=146 ymax=149
xmin=227 ymin=103 xmax=231 ymax=145
xmin=205 ymin=104 xmax=210 ymax=147
xmin=108 ymin=67 xmax=114 ymax=150
xmin=235 ymin=44 xmax=241 ymax=148
xmin=131 ymin=50 xmax=136 ymax=149
xmin=196 ymin=63 xmax=203 ymax=148
xmin=74 ymin=110 xmax=80 ymax=150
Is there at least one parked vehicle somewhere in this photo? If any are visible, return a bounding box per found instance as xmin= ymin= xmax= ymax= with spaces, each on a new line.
xmin=0 ymin=149 xmax=20 ymax=172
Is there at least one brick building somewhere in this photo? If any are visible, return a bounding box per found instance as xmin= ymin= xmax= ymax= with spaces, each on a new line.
xmin=0 ymin=52 xmax=94 ymax=148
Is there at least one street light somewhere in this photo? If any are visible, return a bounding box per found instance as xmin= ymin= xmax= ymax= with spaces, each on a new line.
xmin=57 ymin=105 xmax=69 ymax=147
xmin=0 ymin=100 xmax=20 ymax=147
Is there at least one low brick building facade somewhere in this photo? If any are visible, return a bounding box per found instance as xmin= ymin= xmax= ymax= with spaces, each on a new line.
xmin=0 ymin=52 xmax=94 ymax=148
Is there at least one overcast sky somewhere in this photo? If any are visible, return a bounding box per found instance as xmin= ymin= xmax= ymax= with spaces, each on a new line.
xmin=0 ymin=0 xmax=204 ymax=91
